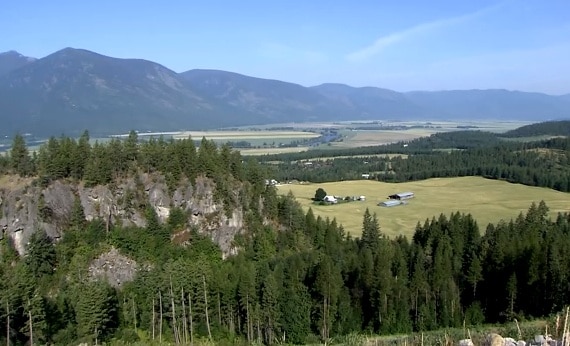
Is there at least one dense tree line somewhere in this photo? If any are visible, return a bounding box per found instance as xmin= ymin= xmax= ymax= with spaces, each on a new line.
xmin=502 ymin=120 xmax=570 ymax=138
xmin=1 ymin=131 xmax=251 ymax=185
xmin=262 ymin=133 xmax=570 ymax=192
xmin=257 ymin=130 xmax=504 ymax=164
xmin=1 ymin=131 xmax=570 ymax=344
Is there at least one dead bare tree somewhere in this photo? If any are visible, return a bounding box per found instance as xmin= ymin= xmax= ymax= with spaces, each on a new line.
xmin=217 ymin=292 xmax=222 ymax=326
xmin=159 ymin=291 xmax=163 ymax=344
xmin=246 ymin=293 xmax=251 ymax=343
xmin=257 ymin=317 xmax=261 ymax=344
xmin=203 ymin=275 xmax=212 ymax=340
xmin=170 ymin=276 xmax=180 ymax=344
xmin=6 ymin=302 xmax=10 ymax=346
xmin=229 ymin=304 xmax=235 ymax=335
xmin=132 ymin=298 xmax=137 ymax=334
xmin=181 ymin=287 xmax=188 ymax=345
xmin=189 ymin=292 xmax=194 ymax=346
xmin=562 ymin=308 xmax=570 ymax=346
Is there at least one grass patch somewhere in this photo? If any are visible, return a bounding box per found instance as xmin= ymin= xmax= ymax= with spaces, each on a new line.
xmin=277 ymin=176 xmax=570 ymax=239
xmin=0 ymin=175 xmax=34 ymax=190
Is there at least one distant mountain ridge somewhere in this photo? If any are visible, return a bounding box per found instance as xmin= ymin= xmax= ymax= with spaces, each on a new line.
xmin=0 ymin=47 xmax=569 ymax=136
xmin=0 ymin=50 xmax=36 ymax=76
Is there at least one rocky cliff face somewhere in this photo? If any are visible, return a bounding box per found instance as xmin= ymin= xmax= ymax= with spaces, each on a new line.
xmin=0 ymin=174 xmax=244 ymax=257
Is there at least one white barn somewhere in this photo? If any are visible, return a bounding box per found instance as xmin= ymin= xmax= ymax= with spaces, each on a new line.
xmin=323 ymin=195 xmax=338 ymax=203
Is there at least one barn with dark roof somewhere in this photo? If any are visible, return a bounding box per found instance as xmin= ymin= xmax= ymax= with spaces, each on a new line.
xmin=388 ymin=192 xmax=414 ymax=200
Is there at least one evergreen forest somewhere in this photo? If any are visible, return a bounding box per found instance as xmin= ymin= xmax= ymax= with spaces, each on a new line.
xmin=259 ymin=130 xmax=570 ymax=192
xmin=0 ymin=128 xmax=569 ymax=345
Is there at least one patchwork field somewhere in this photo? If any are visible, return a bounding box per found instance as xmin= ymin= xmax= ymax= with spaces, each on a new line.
xmin=170 ymin=130 xmax=320 ymax=140
xmin=331 ymin=129 xmax=436 ymax=148
xmin=114 ymin=130 xmax=318 ymax=142
xmin=277 ymin=177 xmax=570 ymax=239
xmin=110 ymin=130 xmax=320 ymax=155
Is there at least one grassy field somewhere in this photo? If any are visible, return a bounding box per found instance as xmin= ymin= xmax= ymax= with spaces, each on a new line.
xmin=331 ymin=129 xmax=436 ymax=148
xmin=277 ymin=176 xmax=570 ymax=239
xmin=169 ymin=130 xmax=320 ymax=140
xmin=239 ymin=146 xmax=312 ymax=155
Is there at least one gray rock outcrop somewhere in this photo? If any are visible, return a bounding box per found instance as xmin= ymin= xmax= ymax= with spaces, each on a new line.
xmin=462 ymin=333 xmax=561 ymax=346
xmin=0 ymin=174 xmax=245 ymax=257
xmin=88 ymin=247 xmax=138 ymax=288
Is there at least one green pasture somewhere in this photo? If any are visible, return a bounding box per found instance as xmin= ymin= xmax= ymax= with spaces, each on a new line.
xmin=277 ymin=176 xmax=570 ymax=239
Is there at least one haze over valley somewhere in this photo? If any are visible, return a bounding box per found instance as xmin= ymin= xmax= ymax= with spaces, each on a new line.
xmin=1 ymin=48 xmax=569 ymax=137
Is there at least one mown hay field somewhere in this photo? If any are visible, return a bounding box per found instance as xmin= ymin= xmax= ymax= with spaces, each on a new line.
xmin=171 ymin=130 xmax=320 ymax=140
xmin=329 ymin=129 xmax=439 ymax=148
xmin=239 ymin=146 xmax=311 ymax=155
xmin=277 ymin=176 xmax=570 ymax=239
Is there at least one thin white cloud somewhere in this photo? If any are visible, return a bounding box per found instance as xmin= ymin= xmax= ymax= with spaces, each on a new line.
xmin=346 ymin=2 xmax=505 ymax=62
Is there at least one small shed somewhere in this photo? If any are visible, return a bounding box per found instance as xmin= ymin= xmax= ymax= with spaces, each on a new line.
xmin=379 ymin=200 xmax=402 ymax=207
xmin=388 ymin=192 xmax=414 ymax=200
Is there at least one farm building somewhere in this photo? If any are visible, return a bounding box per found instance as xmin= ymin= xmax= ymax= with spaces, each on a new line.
xmin=323 ymin=195 xmax=338 ymax=203
xmin=265 ymin=179 xmax=278 ymax=186
xmin=388 ymin=192 xmax=414 ymax=200
xmin=379 ymin=200 xmax=402 ymax=207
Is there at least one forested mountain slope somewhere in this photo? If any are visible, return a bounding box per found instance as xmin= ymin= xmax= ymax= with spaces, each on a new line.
xmin=0 ymin=50 xmax=35 ymax=76
xmin=0 ymin=48 xmax=235 ymax=136
xmin=502 ymin=119 xmax=570 ymax=137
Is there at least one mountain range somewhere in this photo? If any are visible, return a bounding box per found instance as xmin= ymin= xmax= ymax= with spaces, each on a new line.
xmin=1 ymin=48 xmax=569 ymax=136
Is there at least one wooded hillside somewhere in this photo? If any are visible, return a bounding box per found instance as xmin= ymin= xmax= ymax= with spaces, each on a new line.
xmin=0 ymin=131 xmax=568 ymax=345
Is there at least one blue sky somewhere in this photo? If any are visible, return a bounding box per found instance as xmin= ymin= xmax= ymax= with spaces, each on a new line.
xmin=2 ymin=0 xmax=569 ymax=94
